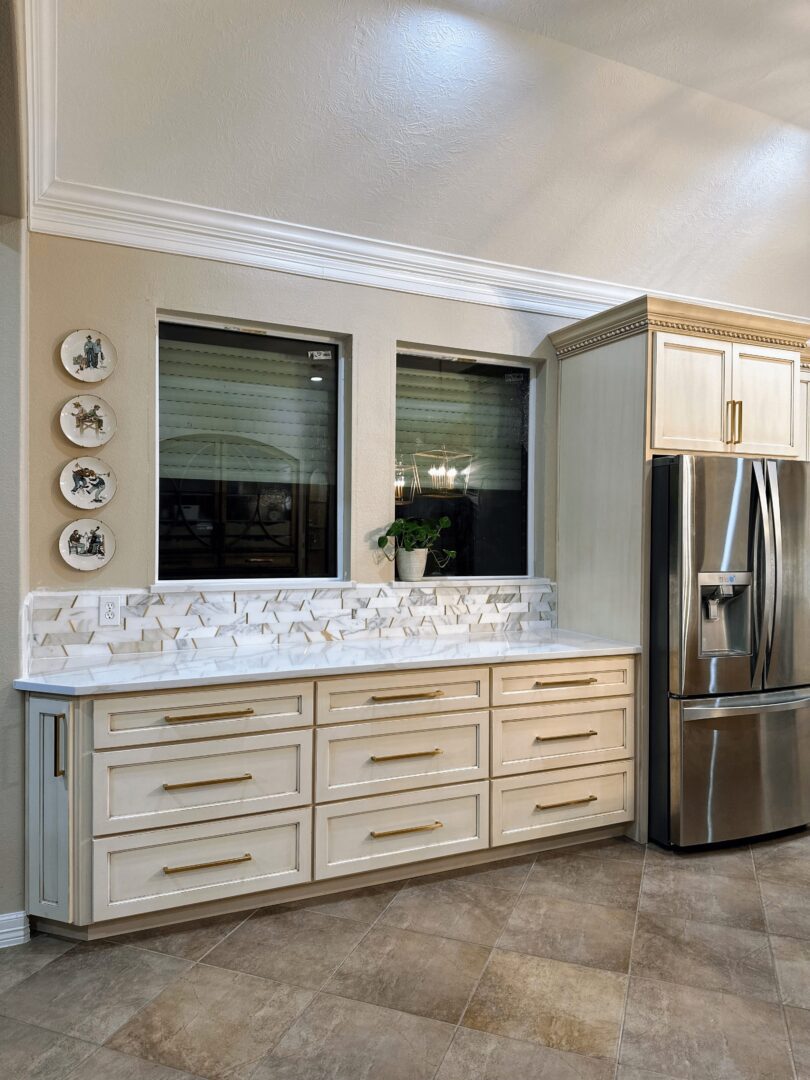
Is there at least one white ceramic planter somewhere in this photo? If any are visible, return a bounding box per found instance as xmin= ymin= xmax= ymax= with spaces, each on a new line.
xmin=396 ymin=548 xmax=428 ymax=581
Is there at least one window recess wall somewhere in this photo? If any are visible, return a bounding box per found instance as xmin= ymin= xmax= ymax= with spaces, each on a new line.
xmin=158 ymin=322 xmax=340 ymax=581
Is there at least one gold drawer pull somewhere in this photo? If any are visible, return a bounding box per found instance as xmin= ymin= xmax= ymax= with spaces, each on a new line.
xmin=370 ymin=690 xmax=445 ymax=703
xmin=370 ymin=820 xmax=443 ymax=840
xmin=163 ymin=852 xmax=252 ymax=875
xmin=535 ymin=730 xmax=598 ymax=743
xmin=370 ymin=748 xmax=443 ymax=763
xmin=163 ymin=773 xmax=253 ymax=792
xmin=536 ymin=794 xmax=597 ymax=811
xmin=533 ymin=677 xmax=598 ymax=689
xmin=164 ymin=708 xmax=255 ymax=725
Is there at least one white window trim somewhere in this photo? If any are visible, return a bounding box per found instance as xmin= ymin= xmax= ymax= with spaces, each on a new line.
xmin=395 ymin=348 xmax=540 ymax=579
xmin=152 ymin=313 xmax=349 ymax=588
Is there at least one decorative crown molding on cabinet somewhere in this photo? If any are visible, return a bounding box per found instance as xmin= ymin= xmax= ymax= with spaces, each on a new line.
xmin=23 ymin=0 xmax=810 ymax=324
xmin=550 ymin=295 xmax=810 ymax=359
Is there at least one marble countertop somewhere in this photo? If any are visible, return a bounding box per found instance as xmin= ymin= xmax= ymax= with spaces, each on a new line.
xmin=14 ymin=630 xmax=640 ymax=696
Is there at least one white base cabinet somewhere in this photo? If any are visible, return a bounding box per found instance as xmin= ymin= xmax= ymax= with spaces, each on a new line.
xmin=26 ymin=655 xmax=636 ymax=932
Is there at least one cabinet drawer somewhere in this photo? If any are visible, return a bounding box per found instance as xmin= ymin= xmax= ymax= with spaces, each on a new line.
xmin=315 ymin=712 xmax=488 ymax=802
xmin=492 ymin=656 xmax=634 ymax=708
xmin=316 ymin=667 xmax=488 ymax=725
xmin=92 ymin=731 xmax=312 ymax=835
xmin=92 ymin=808 xmax=311 ymax=920
xmin=93 ymin=681 xmax=313 ymax=748
xmin=492 ymin=697 xmax=634 ymax=776
xmin=491 ymin=762 xmax=634 ymax=847
xmin=314 ymin=781 xmax=488 ymax=879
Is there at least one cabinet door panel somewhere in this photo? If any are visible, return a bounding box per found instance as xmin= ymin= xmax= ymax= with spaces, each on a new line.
xmin=732 ymin=344 xmax=799 ymax=457
xmin=652 ymin=333 xmax=732 ymax=453
xmin=27 ymin=698 xmax=72 ymax=921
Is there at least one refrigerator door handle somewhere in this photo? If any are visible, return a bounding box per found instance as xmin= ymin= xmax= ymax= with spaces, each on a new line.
xmin=752 ymin=460 xmax=774 ymax=688
xmin=683 ymin=694 xmax=810 ymax=720
xmin=766 ymin=459 xmax=784 ymax=675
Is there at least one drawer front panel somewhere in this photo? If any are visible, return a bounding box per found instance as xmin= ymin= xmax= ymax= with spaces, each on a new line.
xmin=316 ymin=712 xmax=488 ymax=801
xmin=492 ymin=697 xmax=634 ymax=776
xmin=92 ymin=731 xmax=313 ymax=835
xmin=315 ymin=781 xmax=489 ymax=879
xmin=316 ymin=667 xmax=488 ymax=724
xmin=92 ymin=809 xmax=311 ymax=920
xmin=491 ymin=762 xmax=634 ymax=846
xmin=492 ymin=656 xmax=634 ymax=707
xmin=93 ymin=682 xmax=313 ymax=748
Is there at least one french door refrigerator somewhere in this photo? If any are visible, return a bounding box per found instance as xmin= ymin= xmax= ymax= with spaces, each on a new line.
xmin=649 ymin=454 xmax=810 ymax=847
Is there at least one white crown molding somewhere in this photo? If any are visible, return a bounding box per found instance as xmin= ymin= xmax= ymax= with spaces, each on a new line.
xmin=24 ymin=0 xmax=810 ymax=325
xmin=0 ymin=910 xmax=30 ymax=948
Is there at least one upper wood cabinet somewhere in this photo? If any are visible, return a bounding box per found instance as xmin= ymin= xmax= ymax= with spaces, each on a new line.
xmin=799 ymin=370 xmax=810 ymax=462
xmin=651 ymin=331 xmax=800 ymax=458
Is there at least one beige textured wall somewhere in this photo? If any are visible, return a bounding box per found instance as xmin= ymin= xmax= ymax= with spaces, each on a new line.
xmin=28 ymin=233 xmax=562 ymax=589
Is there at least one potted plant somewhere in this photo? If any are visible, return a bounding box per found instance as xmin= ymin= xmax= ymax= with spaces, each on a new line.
xmin=377 ymin=516 xmax=456 ymax=581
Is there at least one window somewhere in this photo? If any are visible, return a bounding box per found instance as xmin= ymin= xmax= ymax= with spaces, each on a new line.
xmin=158 ymin=322 xmax=340 ymax=580
xmin=395 ymin=353 xmax=532 ymax=577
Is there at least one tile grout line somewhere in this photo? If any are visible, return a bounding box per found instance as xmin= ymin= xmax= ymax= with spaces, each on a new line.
xmin=750 ymin=842 xmax=800 ymax=1080
xmin=612 ymin=839 xmax=647 ymax=1080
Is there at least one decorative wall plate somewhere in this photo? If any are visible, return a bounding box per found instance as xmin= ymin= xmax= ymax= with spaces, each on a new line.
xmin=59 ymin=457 xmax=117 ymax=510
xmin=60 ymin=329 xmax=117 ymax=382
xmin=59 ymin=518 xmax=116 ymax=570
xmin=59 ymin=395 xmax=117 ymax=447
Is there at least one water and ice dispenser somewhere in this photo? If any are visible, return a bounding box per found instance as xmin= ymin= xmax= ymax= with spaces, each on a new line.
xmin=697 ymin=572 xmax=752 ymax=657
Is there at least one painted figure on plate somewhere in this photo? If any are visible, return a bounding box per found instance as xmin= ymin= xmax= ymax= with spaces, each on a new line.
xmin=71 ymin=401 xmax=105 ymax=436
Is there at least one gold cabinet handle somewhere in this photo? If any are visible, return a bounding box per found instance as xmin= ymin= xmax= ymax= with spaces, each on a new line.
xmin=163 ymin=852 xmax=252 ymax=875
xmin=163 ymin=707 xmax=255 ymax=725
xmin=370 ymin=748 xmax=443 ymax=763
xmin=162 ymin=773 xmax=253 ymax=792
xmin=725 ymin=400 xmax=735 ymax=444
xmin=735 ymin=400 xmax=744 ymax=444
xmin=370 ymin=690 xmax=445 ymax=704
xmin=536 ymin=794 xmax=597 ymax=811
xmin=52 ymin=713 xmax=66 ymax=778
xmin=533 ymin=677 xmax=598 ymax=689
xmin=535 ymin=730 xmax=598 ymax=743
xmin=370 ymin=820 xmax=443 ymax=839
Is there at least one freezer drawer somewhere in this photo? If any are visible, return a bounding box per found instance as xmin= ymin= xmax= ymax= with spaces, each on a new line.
xmin=672 ymin=691 xmax=810 ymax=846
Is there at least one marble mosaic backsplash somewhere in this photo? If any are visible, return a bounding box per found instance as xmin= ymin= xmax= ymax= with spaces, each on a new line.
xmin=26 ymin=580 xmax=556 ymax=670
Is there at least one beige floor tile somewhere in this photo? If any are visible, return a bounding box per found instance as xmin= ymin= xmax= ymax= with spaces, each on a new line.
xmin=379 ymin=877 xmax=516 ymax=946
xmin=202 ymin=907 xmax=366 ymax=990
xmin=0 ymin=941 xmax=190 ymax=1044
xmin=0 ymin=934 xmax=75 ymax=994
xmin=107 ymin=963 xmax=312 ymax=1080
xmin=0 ymin=1014 xmax=96 ymax=1080
xmin=616 ymin=1069 xmax=682 ymax=1080
xmin=572 ymin=837 xmax=646 ymax=864
xmin=645 ymin=843 xmax=755 ymax=880
xmin=420 ymin=855 xmax=536 ymax=893
xmin=76 ymin=1045 xmax=206 ymax=1078
xmin=620 ymin=976 xmax=794 ymax=1079
xmin=524 ymin=851 xmax=642 ymax=911
xmin=761 ymin=879 xmax=810 ymax=940
xmin=498 ymin=893 xmax=635 ymax=973
xmin=462 ymin=948 xmax=626 ymax=1060
xmin=631 ymin=913 xmax=777 ymax=1001
xmin=250 ymin=993 xmax=454 ymax=1080
xmin=771 ymin=935 xmax=810 ymax=1008
xmin=786 ymin=1006 xmax=810 ymax=1080
xmin=435 ymin=1026 xmax=615 ymax=1079
xmin=639 ymin=865 xmax=765 ymax=931
xmin=297 ymin=882 xmax=402 ymax=927
xmin=324 ymin=924 xmax=489 ymax=1023
xmin=753 ymin=829 xmax=810 ymax=887
xmin=114 ymin=911 xmax=252 ymax=961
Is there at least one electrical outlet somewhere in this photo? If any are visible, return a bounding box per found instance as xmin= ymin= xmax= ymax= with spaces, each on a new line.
xmin=99 ymin=595 xmax=121 ymax=627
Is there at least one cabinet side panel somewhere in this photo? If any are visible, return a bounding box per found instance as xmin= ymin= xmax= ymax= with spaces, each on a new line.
xmin=557 ymin=336 xmax=647 ymax=643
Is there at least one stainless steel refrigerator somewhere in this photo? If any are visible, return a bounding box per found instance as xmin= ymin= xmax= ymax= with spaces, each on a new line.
xmin=649 ymin=454 xmax=810 ymax=847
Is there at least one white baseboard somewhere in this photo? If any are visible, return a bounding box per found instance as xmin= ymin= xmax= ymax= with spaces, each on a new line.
xmin=0 ymin=911 xmax=31 ymax=948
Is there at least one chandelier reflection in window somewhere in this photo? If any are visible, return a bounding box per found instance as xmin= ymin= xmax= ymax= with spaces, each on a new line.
xmin=393 ymin=458 xmax=420 ymax=506
xmin=412 ymin=448 xmax=474 ymax=498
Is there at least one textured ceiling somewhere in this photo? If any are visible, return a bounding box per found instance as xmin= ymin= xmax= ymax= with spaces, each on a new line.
xmin=455 ymin=0 xmax=810 ymax=128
